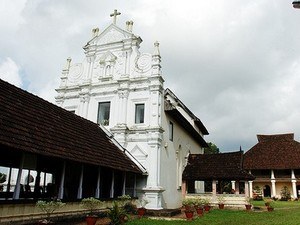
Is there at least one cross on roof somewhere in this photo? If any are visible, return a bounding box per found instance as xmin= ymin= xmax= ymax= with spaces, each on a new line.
xmin=110 ymin=9 xmax=121 ymax=25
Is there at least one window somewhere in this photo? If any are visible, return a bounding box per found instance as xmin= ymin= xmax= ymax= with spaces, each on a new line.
xmin=135 ymin=104 xmax=144 ymax=124
xmin=169 ymin=121 xmax=173 ymax=141
xmin=97 ymin=102 xmax=110 ymax=126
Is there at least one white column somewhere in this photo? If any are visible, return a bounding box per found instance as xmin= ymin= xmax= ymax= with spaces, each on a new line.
xmin=122 ymin=172 xmax=126 ymax=196
xmin=235 ymin=181 xmax=240 ymax=195
xmin=231 ymin=181 xmax=236 ymax=192
xmin=212 ymin=180 xmax=217 ymax=197
xmin=291 ymin=170 xmax=297 ymax=199
xmin=58 ymin=162 xmax=66 ymax=199
xmin=95 ymin=167 xmax=101 ymax=198
xmin=13 ymin=154 xmax=25 ymax=200
xmin=133 ymin=174 xmax=137 ymax=197
xmin=77 ymin=165 xmax=84 ymax=199
xmin=271 ymin=170 xmax=276 ymax=197
xmin=249 ymin=181 xmax=253 ymax=198
xmin=244 ymin=181 xmax=249 ymax=198
xmin=110 ymin=171 xmax=115 ymax=198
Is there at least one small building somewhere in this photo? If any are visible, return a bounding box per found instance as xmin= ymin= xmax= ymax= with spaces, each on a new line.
xmin=182 ymin=151 xmax=254 ymax=197
xmin=0 ymin=78 xmax=143 ymax=203
xmin=243 ymin=133 xmax=300 ymax=199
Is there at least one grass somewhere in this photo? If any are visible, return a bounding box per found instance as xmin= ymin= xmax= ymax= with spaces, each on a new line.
xmin=127 ymin=201 xmax=300 ymax=225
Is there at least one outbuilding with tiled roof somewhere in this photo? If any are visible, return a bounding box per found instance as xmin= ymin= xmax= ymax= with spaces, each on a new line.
xmin=0 ymin=79 xmax=144 ymax=203
xmin=182 ymin=151 xmax=254 ymax=197
xmin=243 ymin=133 xmax=300 ymax=199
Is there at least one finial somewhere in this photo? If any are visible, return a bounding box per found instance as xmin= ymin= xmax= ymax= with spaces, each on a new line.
xmin=126 ymin=21 xmax=133 ymax=32
xmin=153 ymin=41 xmax=160 ymax=56
xmin=92 ymin=27 xmax=99 ymax=37
xmin=110 ymin=9 xmax=121 ymax=25
xmin=65 ymin=57 xmax=72 ymax=70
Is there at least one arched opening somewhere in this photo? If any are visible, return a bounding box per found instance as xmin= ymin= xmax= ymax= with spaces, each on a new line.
xmin=263 ymin=185 xmax=271 ymax=197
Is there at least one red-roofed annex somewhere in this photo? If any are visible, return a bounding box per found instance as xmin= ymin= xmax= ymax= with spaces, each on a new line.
xmin=244 ymin=133 xmax=300 ymax=199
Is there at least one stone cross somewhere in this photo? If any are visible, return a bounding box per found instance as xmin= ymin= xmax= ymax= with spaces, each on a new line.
xmin=110 ymin=9 xmax=121 ymax=24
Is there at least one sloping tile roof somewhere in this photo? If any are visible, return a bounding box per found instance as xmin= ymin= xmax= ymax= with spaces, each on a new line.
xmin=244 ymin=133 xmax=300 ymax=170
xmin=0 ymin=79 xmax=141 ymax=173
xmin=182 ymin=151 xmax=254 ymax=180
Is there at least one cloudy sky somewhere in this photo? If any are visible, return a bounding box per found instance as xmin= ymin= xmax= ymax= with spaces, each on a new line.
xmin=1 ymin=0 xmax=300 ymax=152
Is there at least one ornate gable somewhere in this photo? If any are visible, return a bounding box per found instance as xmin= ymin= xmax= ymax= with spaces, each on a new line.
xmin=88 ymin=24 xmax=136 ymax=46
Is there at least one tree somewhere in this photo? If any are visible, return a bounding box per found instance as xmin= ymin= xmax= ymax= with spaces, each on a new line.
xmin=204 ymin=142 xmax=220 ymax=154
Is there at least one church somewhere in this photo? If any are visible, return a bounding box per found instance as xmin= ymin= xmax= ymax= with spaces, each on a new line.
xmin=55 ymin=10 xmax=209 ymax=209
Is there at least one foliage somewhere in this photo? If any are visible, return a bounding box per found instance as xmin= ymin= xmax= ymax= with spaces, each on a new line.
xmin=193 ymin=197 xmax=204 ymax=208
xmin=107 ymin=201 xmax=128 ymax=225
xmin=202 ymin=198 xmax=211 ymax=206
xmin=253 ymin=186 xmax=263 ymax=200
xmin=245 ymin=197 xmax=252 ymax=205
xmin=118 ymin=194 xmax=131 ymax=207
xmin=204 ymin=142 xmax=220 ymax=154
xmin=280 ymin=186 xmax=291 ymax=201
xmin=126 ymin=205 xmax=300 ymax=225
xmin=123 ymin=202 xmax=137 ymax=214
xmin=0 ymin=173 xmax=6 ymax=183
xmin=182 ymin=198 xmax=194 ymax=207
xmin=217 ymin=195 xmax=226 ymax=204
xmin=81 ymin=197 xmax=103 ymax=214
xmin=36 ymin=200 xmax=65 ymax=221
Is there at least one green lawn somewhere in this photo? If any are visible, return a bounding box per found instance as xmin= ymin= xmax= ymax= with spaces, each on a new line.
xmin=127 ymin=202 xmax=300 ymax=225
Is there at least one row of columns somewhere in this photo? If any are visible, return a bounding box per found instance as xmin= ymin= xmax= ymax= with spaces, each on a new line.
xmin=12 ymin=155 xmax=137 ymax=200
xmin=248 ymin=169 xmax=298 ymax=199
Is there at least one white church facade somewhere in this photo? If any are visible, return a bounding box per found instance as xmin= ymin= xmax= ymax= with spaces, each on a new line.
xmin=55 ymin=10 xmax=208 ymax=209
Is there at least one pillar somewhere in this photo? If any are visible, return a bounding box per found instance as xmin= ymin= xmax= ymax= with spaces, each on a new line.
xmin=212 ymin=180 xmax=217 ymax=197
xmin=133 ymin=174 xmax=137 ymax=198
xmin=235 ymin=181 xmax=240 ymax=195
xmin=58 ymin=162 xmax=66 ymax=199
xmin=34 ymin=170 xmax=41 ymax=196
xmin=95 ymin=167 xmax=101 ymax=198
xmin=122 ymin=172 xmax=126 ymax=196
xmin=110 ymin=171 xmax=115 ymax=198
xmin=77 ymin=165 xmax=84 ymax=199
xmin=182 ymin=180 xmax=187 ymax=198
xmin=6 ymin=167 xmax=12 ymax=192
xmin=249 ymin=181 xmax=253 ymax=198
xmin=291 ymin=170 xmax=297 ymax=199
xmin=244 ymin=181 xmax=249 ymax=198
xmin=13 ymin=154 xmax=25 ymax=200
xmin=271 ymin=170 xmax=276 ymax=198
xmin=231 ymin=181 xmax=236 ymax=192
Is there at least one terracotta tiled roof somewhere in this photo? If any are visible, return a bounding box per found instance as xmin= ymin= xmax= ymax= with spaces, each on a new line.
xmin=182 ymin=151 xmax=254 ymax=180
xmin=0 ymin=79 xmax=142 ymax=173
xmin=244 ymin=133 xmax=300 ymax=170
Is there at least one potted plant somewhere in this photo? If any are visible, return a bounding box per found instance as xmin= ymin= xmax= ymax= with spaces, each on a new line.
xmin=137 ymin=196 xmax=149 ymax=218
xmin=182 ymin=198 xmax=194 ymax=220
xmin=245 ymin=197 xmax=252 ymax=211
xmin=267 ymin=199 xmax=275 ymax=212
xmin=36 ymin=200 xmax=65 ymax=224
xmin=203 ymin=198 xmax=211 ymax=212
xmin=264 ymin=198 xmax=272 ymax=207
xmin=107 ymin=201 xmax=129 ymax=224
xmin=217 ymin=195 xmax=226 ymax=209
xmin=193 ymin=198 xmax=204 ymax=217
xmin=182 ymin=198 xmax=194 ymax=211
xmin=81 ymin=197 xmax=102 ymax=225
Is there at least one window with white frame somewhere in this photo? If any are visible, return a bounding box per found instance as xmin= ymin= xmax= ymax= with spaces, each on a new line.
xmin=169 ymin=121 xmax=173 ymax=141
xmin=97 ymin=102 xmax=110 ymax=126
xmin=135 ymin=103 xmax=145 ymax=124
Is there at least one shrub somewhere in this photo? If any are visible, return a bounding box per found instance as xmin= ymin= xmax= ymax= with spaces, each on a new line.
xmin=107 ymin=201 xmax=128 ymax=225
xmin=81 ymin=197 xmax=103 ymax=215
xmin=36 ymin=200 xmax=65 ymax=221
xmin=280 ymin=186 xmax=291 ymax=201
